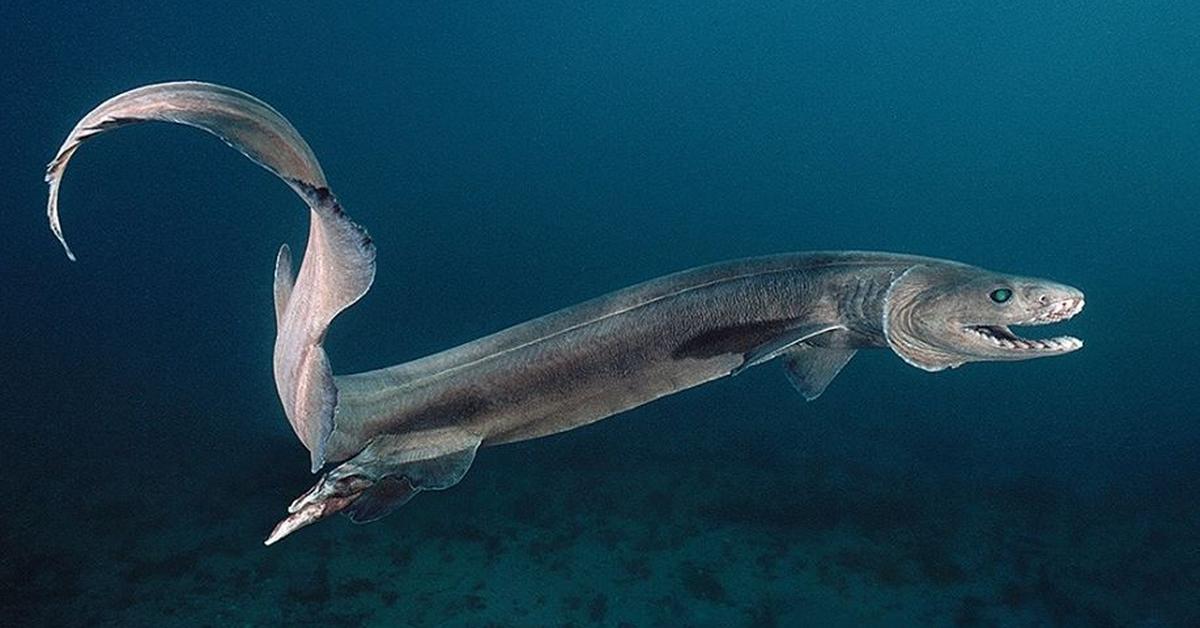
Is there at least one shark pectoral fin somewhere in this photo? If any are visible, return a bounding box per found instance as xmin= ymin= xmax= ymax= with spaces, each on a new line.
xmin=265 ymin=427 xmax=482 ymax=545
xmin=781 ymin=345 xmax=857 ymax=401
xmin=732 ymin=323 xmax=845 ymax=376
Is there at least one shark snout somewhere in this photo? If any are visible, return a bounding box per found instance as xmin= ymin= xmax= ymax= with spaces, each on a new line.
xmin=1023 ymin=283 xmax=1085 ymax=324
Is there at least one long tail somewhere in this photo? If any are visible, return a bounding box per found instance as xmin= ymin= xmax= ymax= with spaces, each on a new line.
xmin=45 ymin=82 xmax=376 ymax=472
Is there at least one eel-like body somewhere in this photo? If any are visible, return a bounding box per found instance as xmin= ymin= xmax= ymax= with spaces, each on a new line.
xmin=45 ymin=83 xmax=1085 ymax=545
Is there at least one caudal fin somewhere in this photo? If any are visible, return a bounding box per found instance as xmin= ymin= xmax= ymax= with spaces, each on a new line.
xmin=45 ymin=82 xmax=376 ymax=471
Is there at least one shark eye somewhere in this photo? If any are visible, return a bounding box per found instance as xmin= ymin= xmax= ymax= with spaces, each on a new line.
xmin=990 ymin=288 xmax=1013 ymax=304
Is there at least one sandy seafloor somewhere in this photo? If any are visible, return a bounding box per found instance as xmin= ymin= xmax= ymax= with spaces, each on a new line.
xmin=4 ymin=404 xmax=1195 ymax=628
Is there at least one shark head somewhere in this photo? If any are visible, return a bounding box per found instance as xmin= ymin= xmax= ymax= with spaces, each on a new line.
xmin=882 ymin=262 xmax=1084 ymax=371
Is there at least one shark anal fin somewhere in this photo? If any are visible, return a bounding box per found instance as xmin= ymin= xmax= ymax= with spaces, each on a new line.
xmin=732 ymin=323 xmax=845 ymax=376
xmin=781 ymin=345 xmax=856 ymax=401
xmin=344 ymin=476 xmax=417 ymax=523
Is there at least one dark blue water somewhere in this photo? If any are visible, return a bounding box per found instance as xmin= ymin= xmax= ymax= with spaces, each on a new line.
xmin=3 ymin=2 xmax=1197 ymax=626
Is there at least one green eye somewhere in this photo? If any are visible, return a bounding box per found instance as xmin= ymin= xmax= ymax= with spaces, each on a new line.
xmin=990 ymin=288 xmax=1013 ymax=304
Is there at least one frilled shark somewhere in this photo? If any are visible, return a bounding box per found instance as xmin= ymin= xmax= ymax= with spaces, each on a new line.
xmin=44 ymin=82 xmax=1085 ymax=545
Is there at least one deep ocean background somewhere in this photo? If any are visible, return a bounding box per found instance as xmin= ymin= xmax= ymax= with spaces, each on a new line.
xmin=2 ymin=2 xmax=1197 ymax=626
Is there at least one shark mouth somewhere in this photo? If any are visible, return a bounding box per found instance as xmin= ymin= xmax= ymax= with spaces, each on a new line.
xmin=966 ymin=297 xmax=1085 ymax=353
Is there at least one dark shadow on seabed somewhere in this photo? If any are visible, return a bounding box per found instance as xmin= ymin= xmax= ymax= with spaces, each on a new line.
xmin=3 ymin=391 xmax=1196 ymax=627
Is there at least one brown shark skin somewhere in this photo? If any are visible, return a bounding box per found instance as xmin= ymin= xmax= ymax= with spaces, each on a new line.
xmin=45 ymin=82 xmax=1085 ymax=543
xmin=327 ymin=252 xmax=910 ymax=456
xmin=287 ymin=250 xmax=1081 ymax=543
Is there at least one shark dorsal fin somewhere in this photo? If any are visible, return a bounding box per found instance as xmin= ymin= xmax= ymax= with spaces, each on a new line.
xmin=273 ymin=243 xmax=295 ymax=328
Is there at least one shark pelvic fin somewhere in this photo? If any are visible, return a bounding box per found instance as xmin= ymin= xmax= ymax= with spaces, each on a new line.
xmin=265 ymin=427 xmax=482 ymax=545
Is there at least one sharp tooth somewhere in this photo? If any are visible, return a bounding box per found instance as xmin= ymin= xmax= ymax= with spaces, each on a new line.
xmin=1048 ymin=337 xmax=1082 ymax=351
